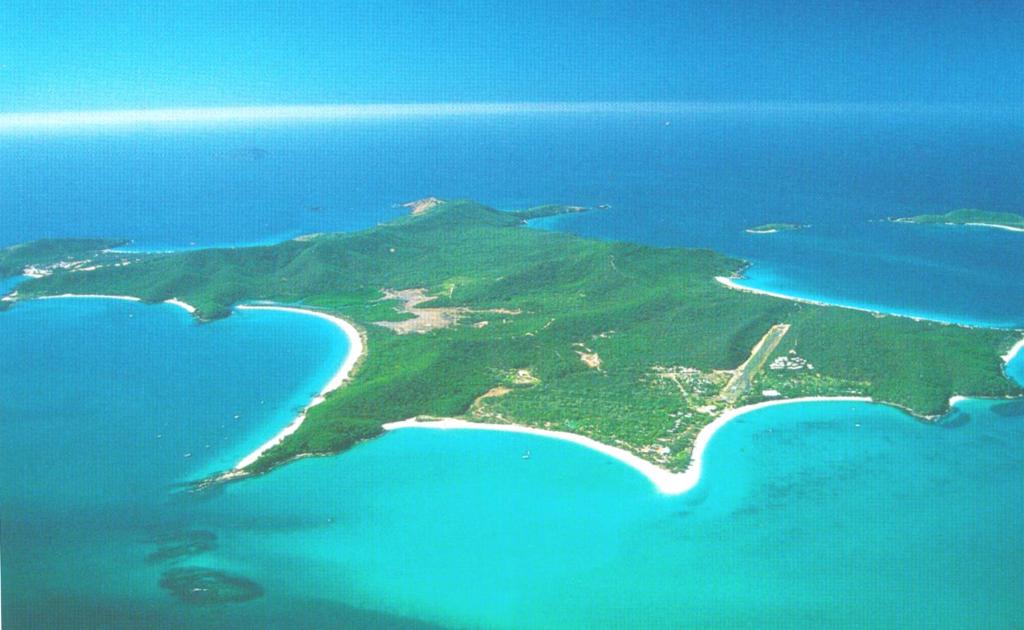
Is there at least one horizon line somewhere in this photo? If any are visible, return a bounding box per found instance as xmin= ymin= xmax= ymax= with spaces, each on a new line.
xmin=1 ymin=101 xmax=1019 ymax=132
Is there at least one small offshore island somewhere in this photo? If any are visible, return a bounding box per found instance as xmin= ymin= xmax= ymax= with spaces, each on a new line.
xmin=2 ymin=199 xmax=1022 ymax=492
xmin=890 ymin=209 xmax=1024 ymax=233
xmin=745 ymin=222 xmax=807 ymax=234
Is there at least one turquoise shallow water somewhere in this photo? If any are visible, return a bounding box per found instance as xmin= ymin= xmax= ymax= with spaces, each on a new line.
xmin=0 ymin=275 xmax=25 ymax=295
xmin=209 ymin=402 xmax=1024 ymax=629
xmin=1 ymin=297 xmax=1021 ymax=628
xmin=1 ymin=111 xmax=1022 ymax=627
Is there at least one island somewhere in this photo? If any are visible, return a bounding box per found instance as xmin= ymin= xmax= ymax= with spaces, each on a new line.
xmin=745 ymin=223 xmax=807 ymax=234
xmin=890 ymin=209 xmax=1024 ymax=233
xmin=2 ymin=199 xmax=1021 ymax=489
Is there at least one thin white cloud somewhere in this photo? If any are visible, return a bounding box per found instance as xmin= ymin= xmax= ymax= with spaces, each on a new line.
xmin=0 ymin=102 xmax=664 ymax=132
xmin=0 ymin=101 xmax=1013 ymax=133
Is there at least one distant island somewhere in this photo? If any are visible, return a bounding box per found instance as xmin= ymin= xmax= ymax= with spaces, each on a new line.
xmin=2 ymin=199 xmax=1021 ymax=487
xmin=400 ymin=199 xmax=596 ymax=222
xmin=890 ymin=209 xmax=1024 ymax=233
xmin=745 ymin=223 xmax=807 ymax=234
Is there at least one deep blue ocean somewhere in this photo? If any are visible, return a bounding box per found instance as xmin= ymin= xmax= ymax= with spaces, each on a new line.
xmin=1 ymin=111 xmax=1022 ymax=628
xmin=2 ymin=110 xmax=1022 ymax=325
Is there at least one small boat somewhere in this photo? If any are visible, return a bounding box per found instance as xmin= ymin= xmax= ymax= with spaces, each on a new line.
xmin=522 ymin=449 xmax=531 ymax=460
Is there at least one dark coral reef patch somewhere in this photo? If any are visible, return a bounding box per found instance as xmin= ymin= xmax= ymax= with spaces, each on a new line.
xmin=159 ymin=567 xmax=264 ymax=604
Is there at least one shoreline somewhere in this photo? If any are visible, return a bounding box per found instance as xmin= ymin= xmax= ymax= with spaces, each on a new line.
xmin=890 ymin=218 xmax=1024 ymax=234
xmin=230 ymin=305 xmax=364 ymax=471
xmin=164 ymin=298 xmax=197 ymax=314
xmin=383 ymin=396 xmax=872 ymax=495
xmin=34 ymin=293 xmax=199 ymax=315
xmin=22 ymin=294 xmax=365 ymax=480
xmin=714 ymin=276 xmax=977 ymax=327
xmin=1003 ymin=337 xmax=1024 ymax=365
xmin=37 ymin=293 xmax=141 ymax=303
xmin=27 ymin=293 xmax=1016 ymax=495
xmin=963 ymin=222 xmax=1024 ymax=234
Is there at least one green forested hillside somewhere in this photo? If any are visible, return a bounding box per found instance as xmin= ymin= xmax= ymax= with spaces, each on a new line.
xmin=3 ymin=200 xmax=1021 ymax=473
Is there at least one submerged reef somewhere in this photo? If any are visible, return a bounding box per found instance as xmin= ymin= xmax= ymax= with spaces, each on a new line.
xmin=159 ymin=567 xmax=265 ymax=605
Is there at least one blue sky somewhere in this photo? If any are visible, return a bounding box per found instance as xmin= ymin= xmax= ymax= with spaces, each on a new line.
xmin=1 ymin=0 xmax=1021 ymax=112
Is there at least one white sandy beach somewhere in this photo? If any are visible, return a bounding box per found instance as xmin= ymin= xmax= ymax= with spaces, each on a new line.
xmin=384 ymin=396 xmax=873 ymax=495
xmin=232 ymin=305 xmax=364 ymax=471
xmin=37 ymin=293 xmax=142 ymax=303
xmin=716 ymin=276 xmax=874 ymax=312
xmin=674 ymin=396 xmax=873 ymax=493
xmin=28 ymin=293 xmax=1014 ymax=493
xmin=713 ymin=276 xmax=967 ymax=326
xmin=1003 ymin=337 xmax=1024 ymax=365
xmin=164 ymin=298 xmax=197 ymax=314
xmin=35 ymin=293 xmax=199 ymax=315
xmin=963 ymin=222 xmax=1024 ymax=233
xmin=27 ymin=294 xmax=364 ymax=475
xmin=383 ymin=417 xmax=691 ymax=493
